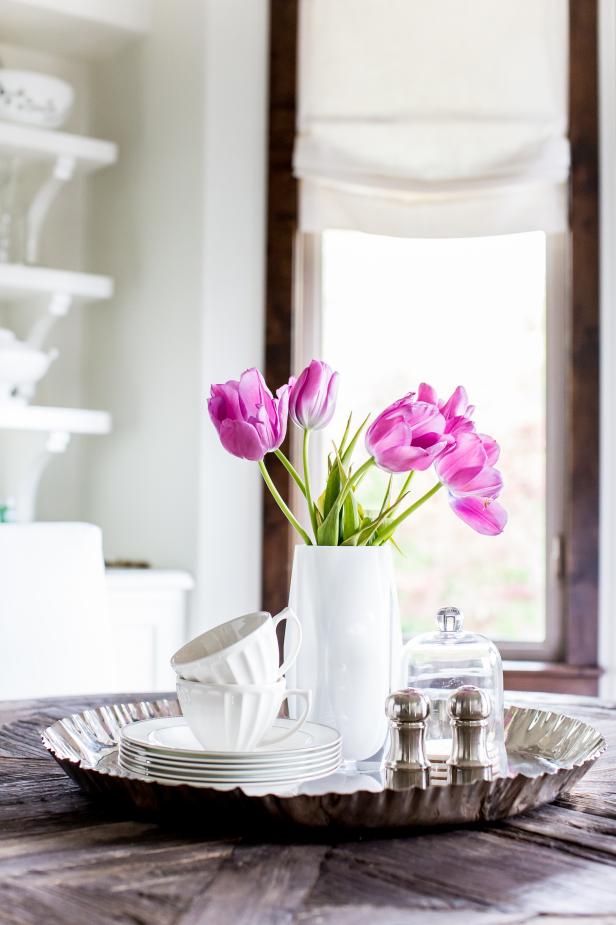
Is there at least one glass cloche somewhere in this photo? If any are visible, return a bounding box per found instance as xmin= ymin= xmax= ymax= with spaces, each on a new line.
xmin=401 ymin=606 xmax=507 ymax=775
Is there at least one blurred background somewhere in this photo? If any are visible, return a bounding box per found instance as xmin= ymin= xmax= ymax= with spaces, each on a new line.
xmin=0 ymin=0 xmax=612 ymax=701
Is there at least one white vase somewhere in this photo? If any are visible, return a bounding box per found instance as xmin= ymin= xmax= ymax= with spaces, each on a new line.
xmin=286 ymin=545 xmax=402 ymax=763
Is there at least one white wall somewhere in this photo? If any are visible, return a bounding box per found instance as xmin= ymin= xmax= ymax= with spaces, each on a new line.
xmin=84 ymin=0 xmax=205 ymax=576
xmin=84 ymin=0 xmax=269 ymax=631
xmin=195 ymin=0 xmax=268 ymax=632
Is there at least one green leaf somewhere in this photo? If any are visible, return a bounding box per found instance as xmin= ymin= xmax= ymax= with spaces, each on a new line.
xmin=341 ymin=413 xmax=370 ymax=466
xmin=318 ymin=446 xmax=371 ymax=546
xmin=338 ymin=412 xmax=353 ymax=457
xmin=341 ymin=482 xmax=360 ymax=543
xmin=341 ymin=491 xmax=410 ymax=547
xmin=322 ymin=460 xmax=341 ymax=518
xmin=378 ymin=475 xmax=393 ymax=518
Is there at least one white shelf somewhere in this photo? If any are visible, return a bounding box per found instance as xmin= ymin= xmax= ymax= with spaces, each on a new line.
xmin=0 ymin=0 xmax=151 ymax=60
xmin=0 ymin=264 xmax=113 ymax=303
xmin=0 ymin=404 xmax=111 ymax=435
xmin=0 ymin=122 xmax=117 ymax=174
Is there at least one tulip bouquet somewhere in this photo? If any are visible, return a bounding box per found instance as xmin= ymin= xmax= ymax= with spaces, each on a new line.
xmin=208 ymin=360 xmax=507 ymax=547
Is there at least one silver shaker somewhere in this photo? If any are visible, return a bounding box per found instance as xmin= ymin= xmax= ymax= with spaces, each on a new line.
xmin=447 ymin=685 xmax=493 ymax=784
xmin=383 ymin=689 xmax=431 ymax=790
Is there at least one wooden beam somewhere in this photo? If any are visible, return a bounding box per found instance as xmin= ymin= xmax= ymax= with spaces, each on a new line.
xmin=262 ymin=0 xmax=299 ymax=613
xmin=566 ymin=0 xmax=600 ymax=666
xmin=504 ymin=661 xmax=601 ymax=697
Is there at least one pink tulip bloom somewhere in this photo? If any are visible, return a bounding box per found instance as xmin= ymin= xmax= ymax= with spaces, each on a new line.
xmin=418 ymin=382 xmax=475 ymax=436
xmin=366 ymin=394 xmax=452 ymax=473
xmin=435 ymin=433 xmax=503 ymax=498
xmin=208 ymin=368 xmax=289 ymax=461
xmin=449 ymin=496 xmax=508 ymax=536
xmin=435 ymin=433 xmax=506 ymax=535
xmin=289 ymin=360 xmax=340 ymax=430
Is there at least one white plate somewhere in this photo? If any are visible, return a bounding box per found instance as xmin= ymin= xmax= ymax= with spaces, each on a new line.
xmin=118 ymin=755 xmax=340 ymax=786
xmin=118 ymin=738 xmax=341 ymax=770
xmin=119 ymin=747 xmax=340 ymax=773
xmin=120 ymin=763 xmax=338 ymax=784
xmin=118 ymin=747 xmax=340 ymax=776
xmin=118 ymin=750 xmax=341 ymax=779
xmin=121 ymin=717 xmax=340 ymax=759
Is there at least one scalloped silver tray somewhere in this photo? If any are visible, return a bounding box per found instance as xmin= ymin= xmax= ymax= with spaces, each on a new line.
xmin=41 ymin=698 xmax=606 ymax=833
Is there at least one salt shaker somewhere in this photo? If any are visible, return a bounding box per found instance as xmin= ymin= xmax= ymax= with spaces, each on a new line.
xmin=447 ymin=685 xmax=493 ymax=785
xmin=383 ymin=689 xmax=431 ymax=790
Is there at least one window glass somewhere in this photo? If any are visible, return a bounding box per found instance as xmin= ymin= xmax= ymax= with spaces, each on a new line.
xmin=320 ymin=230 xmax=546 ymax=641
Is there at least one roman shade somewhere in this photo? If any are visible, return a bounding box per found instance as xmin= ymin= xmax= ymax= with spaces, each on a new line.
xmin=294 ymin=0 xmax=569 ymax=238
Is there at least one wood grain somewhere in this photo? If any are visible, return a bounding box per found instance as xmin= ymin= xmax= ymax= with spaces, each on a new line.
xmin=566 ymin=0 xmax=600 ymax=667
xmin=262 ymin=0 xmax=299 ymax=617
xmin=0 ymin=693 xmax=615 ymax=924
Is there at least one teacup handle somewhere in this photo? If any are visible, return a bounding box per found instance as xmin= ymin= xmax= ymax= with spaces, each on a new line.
xmin=262 ymin=689 xmax=312 ymax=747
xmin=271 ymin=606 xmax=302 ymax=679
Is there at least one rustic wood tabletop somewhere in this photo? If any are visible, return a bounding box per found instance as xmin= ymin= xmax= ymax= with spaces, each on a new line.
xmin=0 ymin=691 xmax=615 ymax=925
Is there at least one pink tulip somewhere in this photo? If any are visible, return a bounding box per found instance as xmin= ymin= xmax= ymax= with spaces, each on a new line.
xmin=418 ymin=382 xmax=475 ymax=436
xmin=289 ymin=360 xmax=339 ymax=430
xmin=208 ymin=368 xmax=289 ymax=461
xmin=366 ymin=394 xmax=452 ymax=472
xmin=435 ymin=433 xmax=506 ymax=535
xmin=435 ymin=433 xmax=503 ymax=498
xmin=449 ymin=496 xmax=508 ymax=536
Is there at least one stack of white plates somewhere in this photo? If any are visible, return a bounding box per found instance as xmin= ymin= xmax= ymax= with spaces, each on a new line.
xmin=119 ymin=716 xmax=341 ymax=786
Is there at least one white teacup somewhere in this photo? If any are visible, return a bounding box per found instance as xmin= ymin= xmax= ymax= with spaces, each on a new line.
xmin=171 ymin=607 xmax=302 ymax=685
xmin=176 ymin=678 xmax=311 ymax=751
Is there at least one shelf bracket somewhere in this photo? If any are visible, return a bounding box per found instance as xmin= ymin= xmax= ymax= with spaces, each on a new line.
xmin=14 ymin=430 xmax=71 ymax=523
xmin=25 ymin=155 xmax=77 ymax=266
xmin=26 ymin=291 xmax=73 ymax=349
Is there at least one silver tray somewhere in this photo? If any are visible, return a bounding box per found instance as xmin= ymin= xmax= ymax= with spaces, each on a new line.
xmin=41 ymin=698 xmax=606 ymax=833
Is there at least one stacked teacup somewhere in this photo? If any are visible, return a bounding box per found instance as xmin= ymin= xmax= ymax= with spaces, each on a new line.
xmin=171 ymin=608 xmax=311 ymax=752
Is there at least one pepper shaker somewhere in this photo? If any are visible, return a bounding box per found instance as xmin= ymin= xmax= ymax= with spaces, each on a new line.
xmin=447 ymin=685 xmax=493 ymax=784
xmin=383 ymin=689 xmax=431 ymax=790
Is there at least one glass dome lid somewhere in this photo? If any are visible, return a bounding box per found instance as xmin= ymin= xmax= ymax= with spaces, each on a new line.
xmin=401 ymin=606 xmax=506 ymax=774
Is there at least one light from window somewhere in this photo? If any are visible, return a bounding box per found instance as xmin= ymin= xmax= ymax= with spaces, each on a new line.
xmin=320 ymin=230 xmax=547 ymax=642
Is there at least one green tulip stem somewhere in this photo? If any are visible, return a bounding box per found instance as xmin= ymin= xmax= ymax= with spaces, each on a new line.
xmin=378 ymin=481 xmax=444 ymax=544
xmin=303 ymin=429 xmax=319 ymax=541
xmin=274 ymin=448 xmax=306 ymax=499
xmin=258 ymin=460 xmax=313 ymax=545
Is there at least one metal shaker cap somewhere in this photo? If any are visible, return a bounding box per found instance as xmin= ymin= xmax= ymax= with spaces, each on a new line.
xmin=437 ymin=606 xmax=464 ymax=633
xmin=448 ymin=685 xmax=491 ymax=722
xmin=385 ymin=688 xmax=430 ymax=724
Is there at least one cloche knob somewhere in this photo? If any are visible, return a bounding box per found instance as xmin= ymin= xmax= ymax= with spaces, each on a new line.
xmin=437 ymin=605 xmax=464 ymax=633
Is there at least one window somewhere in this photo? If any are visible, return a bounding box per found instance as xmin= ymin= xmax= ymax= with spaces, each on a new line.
xmin=264 ymin=0 xmax=600 ymax=691
xmin=295 ymin=229 xmax=566 ymax=657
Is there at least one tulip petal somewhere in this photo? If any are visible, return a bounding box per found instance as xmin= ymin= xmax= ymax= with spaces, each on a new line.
xmin=219 ymin=419 xmax=265 ymax=460
xmin=440 ymin=386 xmax=469 ymax=420
xmin=435 ymin=433 xmax=487 ymax=489
xmin=451 ymin=466 xmax=503 ymax=499
xmin=289 ymin=360 xmax=339 ymax=430
xmin=417 ymin=382 xmax=438 ymax=405
xmin=479 ymin=433 xmax=500 ymax=466
xmin=449 ymin=495 xmax=507 ymax=535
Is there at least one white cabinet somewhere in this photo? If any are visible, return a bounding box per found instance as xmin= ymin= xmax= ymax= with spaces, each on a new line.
xmin=106 ymin=568 xmax=193 ymax=693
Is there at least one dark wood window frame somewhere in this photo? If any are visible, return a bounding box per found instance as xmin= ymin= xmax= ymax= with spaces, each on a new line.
xmin=262 ymin=0 xmax=600 ymax=695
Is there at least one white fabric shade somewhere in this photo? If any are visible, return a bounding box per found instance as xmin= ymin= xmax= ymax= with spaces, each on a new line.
xmin=295 ymin=0 xmax=569 ymax=237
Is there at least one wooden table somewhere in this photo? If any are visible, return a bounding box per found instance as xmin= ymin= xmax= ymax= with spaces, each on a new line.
xmin=1 ymin=692 xmax=616 ymax=925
